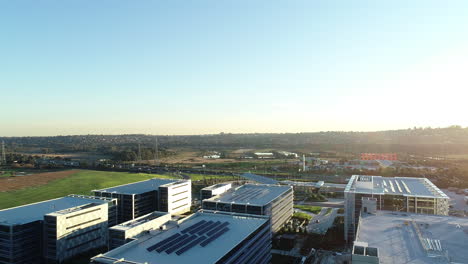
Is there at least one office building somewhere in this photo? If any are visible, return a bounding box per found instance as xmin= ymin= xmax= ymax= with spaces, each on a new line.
xmin=202 ymin=184 xmax=293 ymax=232
xmin=108 ymin=212 xmax=171 ymax=249
xmin=93 ymin=179 xmax=191 ymax=224
xmin=0 ymin=195 xmax=116 ymax=264
xmin=353 ymin=211 xmax=468 ymax=264
xmin=200 ymin=183 xmax=232 ymax=200
xmin=91 ymin=210 xmax=271 ymax=264
xmin=344 ymin=175 xmax=450 ymax=242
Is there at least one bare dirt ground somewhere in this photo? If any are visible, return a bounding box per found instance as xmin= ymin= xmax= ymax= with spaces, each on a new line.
xmin=0 ymin=170 xmax=80 ymax=192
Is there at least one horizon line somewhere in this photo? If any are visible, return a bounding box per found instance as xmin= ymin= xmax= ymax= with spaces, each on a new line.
xmin=0 ymin=125 xmax=465 ymax=138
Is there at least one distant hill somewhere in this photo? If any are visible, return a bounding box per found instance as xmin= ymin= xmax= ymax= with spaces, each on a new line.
xmin=2 ymin=126 xmax=468 ymax=155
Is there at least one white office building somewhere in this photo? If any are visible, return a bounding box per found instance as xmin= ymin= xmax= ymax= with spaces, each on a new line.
xmin=0 ymin=195 xmax=117 ymax=264
xmin=93 ymin=179 xmax=191 ymax=224
xmin=202 ymin=184 xmax=293 ymax=232
xmin=344 ymin=175 xmax=450 ymax=242
xmin=91 ymin=210 xmax=271 ymax=264
xmin=200 ymin=183 xmax=232 ymax=200
xmin=108 ymin=212 xmax=171 ymax=249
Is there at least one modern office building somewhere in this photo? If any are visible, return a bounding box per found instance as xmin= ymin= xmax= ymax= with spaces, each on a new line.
xmin=202 ymin=184 xmax=293 ymax=232
xmin=93 ymin=179 xmax=191 ymax=224
xmin=353 ymin=211 xmax=468 ymax=264
xmin=200 ymin=183 xmax=232 ymax=200
xmin=108 ymin=212 xmax=171 ymax=249
xmin=0 ymin=195 xmax=117 ymax=264
xmin=91 ymin=210 xmax=271 ymax=264
xmin=344 ymin=175 xmax=450 ymax=242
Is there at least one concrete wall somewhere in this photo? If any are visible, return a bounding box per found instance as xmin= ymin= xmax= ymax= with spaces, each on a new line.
xmin=109 ymin=213 xmax=171 ymax=249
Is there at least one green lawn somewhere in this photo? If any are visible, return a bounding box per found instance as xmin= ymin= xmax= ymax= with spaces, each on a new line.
xmin=294 ymin=205 xmax=322 ymax=214
xmin=185 ymin=173 xmax=239 ymax=181
xmin=292 ymin=212 xmax=312 ymax=221
xmin=0 ymin=170 xmax=178 ymax=209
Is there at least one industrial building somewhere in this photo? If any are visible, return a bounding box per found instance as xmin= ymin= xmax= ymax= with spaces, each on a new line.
xmin=344 ymin=175 xmax=450 ymax=242
xmin=200 ymin=183 xmax=232 ymax=200
xmin=91 ymin=210 xmax=271 ymax=264
xmin=0 ymin=195 xmax=117 ymax=264
xmin=353 ymin=211 xmax=468 ymax=264
xmin=93 ymin=178 xmax=191 ymax=223
xmin=202 ymin=184 xmax=293 ymax=232
xmin=108 ymin=212 xmax=171 ymax=249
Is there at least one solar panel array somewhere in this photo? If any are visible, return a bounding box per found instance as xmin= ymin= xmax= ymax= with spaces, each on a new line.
xmin=146 ymin=220 xmax=230 ymax=256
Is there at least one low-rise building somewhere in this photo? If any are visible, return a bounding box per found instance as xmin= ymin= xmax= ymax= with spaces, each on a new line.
xmin=200 ymin=183 xmax=232 ymax=200
xmin=202 ymin=184 xmax=293 ymax=232
xmin=91 ymin=210 xmax=271 ymax=264
xmin=0 ymin=195 xmax=116 ymax=264
xmin=108 ymin=212 xmax=171 ymax=249
xmin=93 ymin=178 xmax=191 ymax=224
xmin=344 ymin=175 xmax=450 ymax=242
xmin=254 ymin=152 xmax=274 ymax=159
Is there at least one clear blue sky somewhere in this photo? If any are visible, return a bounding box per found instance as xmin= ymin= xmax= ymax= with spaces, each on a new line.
xmin=1 ymin=1 xmax=468 ymax=136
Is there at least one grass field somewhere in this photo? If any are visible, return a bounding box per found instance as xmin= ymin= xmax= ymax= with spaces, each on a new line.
xmin=185 ymin=173 xmax=240 ymax=181
xmin=0 ymin=170 xmax=178 ymax=209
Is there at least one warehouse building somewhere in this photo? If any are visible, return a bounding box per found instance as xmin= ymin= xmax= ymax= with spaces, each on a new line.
xmin=0 ymin=195 xmax=117 ymax=264
xmin=202 ymin=184 xmax=293 ymax=232
xmin=93 ymin=179 xmax=191 ymax=224
xmin=91 ymin=210 xmax=271 ymax=264
xmin=200 ymin=183 xmax=232 ymax=200
xmin=108 ymin=211 xmax=171 ymax=249
xmin=353 ymin=211 xmax=468 ymax=264
xmin=344 ymin=175 xmax=450 ymax=242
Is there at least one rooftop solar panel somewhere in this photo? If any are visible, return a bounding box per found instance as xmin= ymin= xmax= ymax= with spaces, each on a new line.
xmin=156 ymin=234 xmax=189 ymax=253
xmin=206 ymin=222 xmax=229 ymax=236
xmin=165 ymin=234 xmax=198 ymax=254
xmin=200 ymin=227 xmax=229 ymax=247
xmin=146 ymin=233 xmax=180 ymax=252
xmin=196 ymin=221 xmax=221 ymax=235
xmin=180 ymin=220 xmax=207 ymax=234
xmin=189 ymin=220 xmax=214 ymax=234
xmin=175 ymin=236 xmax=207 ymax=255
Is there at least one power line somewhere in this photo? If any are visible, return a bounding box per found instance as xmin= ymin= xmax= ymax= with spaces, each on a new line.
xmin=154 ymin=137 xmax=159 ymax=163
xmin=1 ymin=141 xmax=6 ymax=165
xmin=137 ymin=143 xmax=142 ymax=162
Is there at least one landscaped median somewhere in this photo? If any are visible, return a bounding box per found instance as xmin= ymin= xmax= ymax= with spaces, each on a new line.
xmin=294 ymin=204 xmax=322 ymax=214
xmin=292 ymin=211 xmax=313 ymax=221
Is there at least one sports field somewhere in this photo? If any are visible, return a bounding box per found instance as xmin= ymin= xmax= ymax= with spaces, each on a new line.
xmin=0 ymin=170 xmax=177 ymax=209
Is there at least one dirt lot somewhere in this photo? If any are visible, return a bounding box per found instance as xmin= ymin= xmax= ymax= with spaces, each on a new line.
xmin=0 ymin=170 xmax=80 ymax=192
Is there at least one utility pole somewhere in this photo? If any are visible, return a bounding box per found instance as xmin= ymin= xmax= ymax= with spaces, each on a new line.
xmin=137 ymin=143 xmax=142 ymax=162
xmin=154 ymin=137 xmax=159 ymax=165
xmin=1 ymin=141 xmax=5 ymax=165
xmin=303 ymin=154 xmax=306 ymax=172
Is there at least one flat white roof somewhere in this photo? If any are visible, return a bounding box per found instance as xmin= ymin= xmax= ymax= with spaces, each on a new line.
xmin=345 ymin=175 xmax=448 ymax=198
xmin=110 ymin=211 xmax=170 ymax=231
xmin=0 ymin=195 xmax=110 ymax=225
xmin=205 ymin=184 xmax=291 ymax=206
xmin=92 ymin=211 xmax=269 ymax=264
xmin=201 ymin=183 xmax=231 ymax=191
xmin=94 ymin=178 xmax=183 ymax=195
xmin=356 ymin=211 xmax=468 ymax=264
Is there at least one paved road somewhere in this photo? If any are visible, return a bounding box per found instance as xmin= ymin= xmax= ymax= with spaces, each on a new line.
xmin=299 ymin=198 xmax=344 ymax=208
xmin=307 ymin=208 xmax=338 ymax=235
